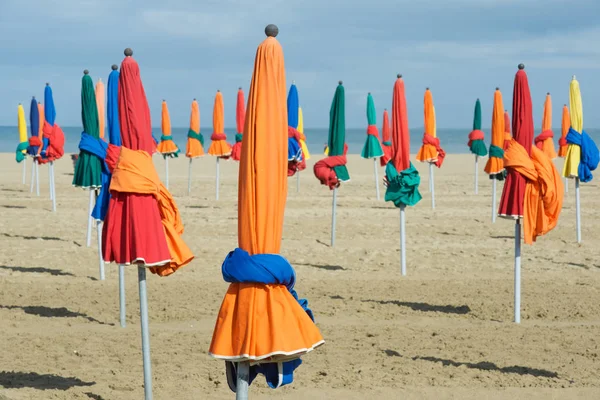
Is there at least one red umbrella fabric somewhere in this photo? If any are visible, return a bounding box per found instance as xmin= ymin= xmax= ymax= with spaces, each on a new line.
xmin=380 ymin=109 xmax=392 ymax=166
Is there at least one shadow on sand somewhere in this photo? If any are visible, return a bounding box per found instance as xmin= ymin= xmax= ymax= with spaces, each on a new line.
xmin=0 ymin=265 xmax=74 ymax=277
xmin=0 ymin=371 xmax=95 ymax=390
xmin=363 ymin=300 xmax=471 ymax=315
xmin=0 ymin=305 xmax=113 ymax=326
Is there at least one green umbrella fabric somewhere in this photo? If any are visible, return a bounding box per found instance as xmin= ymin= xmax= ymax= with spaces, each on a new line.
xmin=73 ymin=72 xmax=103 ymax=189
xmin=468 ymin=99 xmax=488 ymax=157
xmin=328 ymin=83 xmax=350 ymax=182
xmin=361 ymin=93 xmax=384 ymax=159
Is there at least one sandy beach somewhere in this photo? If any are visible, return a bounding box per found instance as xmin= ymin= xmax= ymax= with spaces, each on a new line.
xmin=0 ymin=152 xmax=599 ymax=400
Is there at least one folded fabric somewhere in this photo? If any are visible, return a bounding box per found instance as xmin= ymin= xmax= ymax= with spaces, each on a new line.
xmin=79 ymin=133 xmax=111 ymax=221
xmin=421 ymin=133 xmax=446 ymax=167
xmin=109 ymin=146 xmax=194 ymax=275
xmin=208 ymin=133 xmax=232 ymax=157
xmin=468 ymin=130 xmax=487 ymax=157
xmin=39 ymin=122 xmax=65 ymax=163
xmin=288 ymin=127 xmax=303 ymax=162
xmin=186 ymin=129 xmax=205 ymax=159
xmin=220 ymin=248 xmax=314 ymax=390
xmin=361 ymin=125 xmax=384 ymax=159
xmin=504 ymin=139 xmax=563 ymax=244
xmin=384 ymin=162 xmax=422 ymax=207
xmin=15 ymin=142 xmax=28 ymax=163
xmin=157 ymin=134 xmax=180 ymax=157
xmin=485 ymin=144 xmax=506 ymax=180
xmin=27 ymin=136 xmax=42 ymax=157
xmin=565 ymin=128 xmax=599 ymax=183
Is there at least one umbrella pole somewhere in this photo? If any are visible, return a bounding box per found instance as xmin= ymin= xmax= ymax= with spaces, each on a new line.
xmin=30 ymin=158 xmax=36 ymax=193
xmin=138 ymin=266 xmax=153 ymax=400
xmin=22 ymin=159 xmax=27 ymax=185
xmin=514 ymin=219 xmax=521 ymax=323
xmin=188 ymin=158 xmax=192 ymax=195
xmin=236 ymin=361 xmax=250 ymax=400
xmin=474 ymin=156 xmax=478 ymax=195
xmin=51 ymin=162 xmax=56 ymax=212
xmin=492 ymin=179 xmax=497 ymax=223
xmin=576 ymin=178 xmax=581 ymax=243
xmin=331 ymin=187 xmax=337 ymax=247
xmin=86 ymin=190 xmax=95 ymax=247
xmin=297 ymin=171 xmax=300 ymax=193
xmin=48 ymin=164 xmax=53 ymax=200
xmin=400 ymin=205 xmax=406 ymax=276
xmin=429 ymin=163 xmax=435 ymax=209
xmin=35 ymin=160 xmax=40 ymax=197
xmin=373 ymin=158 xmax=380 ymax=200
xmin=565 ymin=177 xmax=568 ymax=193
xmin=119 ymin=264 xmax=126 ymax=328
xmin=165 ymin=157 xmax=169 ymax=190
xmin=97 ymin=221 xmax=105 ymax=281
xmin=216 ymin=157 xmax=220 ymax=200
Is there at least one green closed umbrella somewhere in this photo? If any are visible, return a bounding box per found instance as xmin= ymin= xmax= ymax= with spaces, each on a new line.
xmin=72 ymin=70 xmax=103 ymax=247
xmin=328 ymin=82 xmax=350 ymax=182
xmin=468 ymin=98 xmax=487 ymax=194
xmin=361 ymin=93 xmax=384 ymax=200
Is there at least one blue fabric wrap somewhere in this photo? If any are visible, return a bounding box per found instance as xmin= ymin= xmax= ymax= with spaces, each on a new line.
xmin=288 ymin=136 xmax=303 ymax=162
xmin=27 ymin=98 xmax=40 ymax=156
xmin=79 ymin=133 xmax=111 ymax=221
xmin=107 ymin=69 xmax=121 ymax=146
xmin=566 ymin=128 xmax=599 ymax=183
xmin=287 ymin=84 xmax=299 ymax=129
xmin=152 ymin=134 xmax=159 ymax=146
xmin=221 ymin=248 xmax=314 ymax=389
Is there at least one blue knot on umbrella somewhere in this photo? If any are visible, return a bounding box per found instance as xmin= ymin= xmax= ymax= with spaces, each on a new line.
xmin=566 ymin=128 xmax=599 ymax=183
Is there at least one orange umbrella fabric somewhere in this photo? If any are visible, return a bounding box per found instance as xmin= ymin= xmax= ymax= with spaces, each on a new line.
xmin=208 ymin=91 xmax=232 ymax=157
xmin=416 ymin=89 xmax=445 ymax=167
xmin=156 ymin=100 xmax=180 ymax=157
xmin=484 ymin=89 xmax=505 ymax=177
xmin=534 ymin=93 xmax=557 ymax=159
xmin=186 ymin=99 xmax=204 ymax=158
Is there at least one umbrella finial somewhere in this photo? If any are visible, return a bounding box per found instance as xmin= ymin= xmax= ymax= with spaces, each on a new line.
xmin=217 ymin=89 xmax=220 ymax=92
xmin=426 ymin=87 xmax=430 ymax=90
xmin=495 ymin=87 xmax=499 ymax=90
xmin=265 ymin=24 xmax=279 ymax=37
xmin=46 ymin=82 xmax=49 ymax=86
xmin=338 ymin=80 xmax=343 ymax=85
xmin=83 ymin=69 xmax=89 ymax=75
xmin=239 ymin=87 xmax=242 ymax=90
xmin=32 ymin=96 xmax=35 ymax=99
xmin=124 ymin=48 xmax=133 ymax=57
xmin=193 ymin=98 xmax=196 ymax=101
xmin=292 ymin=80 xmax=295 ymax=84
xmin=518 ymin=63 xmax=525 ymax=70
xmin=572 ymin=75 xmax=577 ymax=80
xmin=98 ymin=78 xmax=102 ymax=82
xmin=547 ymin=92 xmax=550 ymax=95
xmin=397 ymin=74 xmax=402 ymax=78
xmin=111 ymin=64 xmax=118 ymax=70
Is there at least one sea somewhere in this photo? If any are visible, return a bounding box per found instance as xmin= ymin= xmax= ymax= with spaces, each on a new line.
xmin=2 ymin=126 xmax=599 ymax=156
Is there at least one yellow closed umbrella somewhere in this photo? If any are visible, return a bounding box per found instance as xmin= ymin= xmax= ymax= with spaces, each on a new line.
xmin=16 ymin=104 xmax=28 ymax=183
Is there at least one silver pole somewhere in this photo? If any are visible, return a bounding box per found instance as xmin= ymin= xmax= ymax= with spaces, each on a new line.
xmin=216 ymin=157 xmax=220 ymax=201
xmin=97 ymin=221 xmax=105 ymax=280
xmin=576 ymin=178 xmax=581 ymax=243
xmin=400 ymin=205 xmax=406 ymax=276
xmin=187 ymin=158 xmax=192 ymax=195
xmin=22 ymin=159 xmax=27 ymax=185
xmin=51 ymin=162 xmax=56 ymax=212
xmin=565 ymin=177 xmax=568 ymax=193
xmin=49 ymin=164 xmax=53 ymax=200
xmin=86 ymin=190 xmax=94 ymax=247
xmin=492 ymin=179 xmax=497 ymax=223
xmin=35 ymin=160 xmax=40 ymax=197
xmin=138 ymin=266 xmax=153 ymax=400
xmin=119 ymin=264 xmax=126 ymax=328
xmin=296 ymin=171 xmax=300 ymax=193
xmin=30 ymin=158 xmax=36 ymax=193
xmin=373 ymin=158 xmax=380 ymax=200
xmin=514 ymin=219 xmax=521 ymax=324
xmin=429 ymin=163 xmax=435 ymax=209
xmin=236 ymin=362 xmax=250 ymax=400
xmin=165 ymin=157 xmax=169 ymax=190
xmin=474 ymin=156 xmax=479 ymax=195
xmin=331 ymin=188 xmax=337 ymax=247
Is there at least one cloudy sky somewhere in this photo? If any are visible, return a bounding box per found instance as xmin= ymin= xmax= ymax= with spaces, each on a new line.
xmin=1 ymin=0 xmax=599 ymax=129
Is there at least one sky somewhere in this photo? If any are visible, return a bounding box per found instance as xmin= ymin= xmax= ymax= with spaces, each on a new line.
xmin=1 ymin=0 xmax=599 ymax=129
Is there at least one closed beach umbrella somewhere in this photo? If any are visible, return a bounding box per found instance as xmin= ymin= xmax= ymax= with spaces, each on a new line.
xmin=157 ymin=100 xmax=180 ymax=189
xmin=298 ymin=107 xmax=310 ymax=160
xmin=287 ymin=83 xmax=304 ymax=176
xmin=209 ymin=25 xmax=323 ymax=397
xmin=186 ymin=98 xmax=204 ymax=195
xmin=499 ymin=64 xmax=563 ymax=323
xmin=468 ymin=99 xmax=488 ymax=194
xmin=107 ymin=65 xmax=121 ymax=146
xmin=558 ymin=105 xmax=569 ymax=158
xmin=102 ymin=48 xmax=194 ymax=399
xmin=208 ymin=90 xmax=232 ymax=200
xmin=27 ymin=97 xmax=42 ymax=194
xmin=96 ymin=79 xmax=105 ymax=140
xmin=534 ymin=93 xmax=557 ymax=159
xmin=503 ymin=110 xmax=512 ymax=149
xmin=40 ymin=83 xmax=65 ymax=212
xmin=384 ymin=74 xmax=421 ymax=275
xmin=230 ymin=88 xmax=245 ymax=161
xmin=380 ymin=109 xmax=392 ymax=167
xmin=361 ymin=93 xmax=384 ymax=200
xmin=562 ymin=76 xmax=599 ymax=243
xmin=484 ymin=88 xmax=506 ymax=223
xmin=16 ymin=104 xmax=28 ymax=163
xmin=416 ymin=88 xmax=444 ymax=208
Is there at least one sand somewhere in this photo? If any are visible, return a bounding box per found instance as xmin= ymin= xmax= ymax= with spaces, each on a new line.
xmin=0 ymin=152 xmax=599 ymax=400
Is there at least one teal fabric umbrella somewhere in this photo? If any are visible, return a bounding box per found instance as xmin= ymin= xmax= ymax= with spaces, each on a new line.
xmin=361 ymin=93 xmax=384 ymax=159
xmin=328 ymin=82 xmax=350 ymax=182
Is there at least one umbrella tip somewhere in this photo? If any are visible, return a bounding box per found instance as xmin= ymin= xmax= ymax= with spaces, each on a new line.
xmin=32 ymin=96 xmax=35 ymax=99
xmin=265 ymin=24 xmax=279 ymax=37
xmin=193 ymin=98 xmax=196 ymax=101
xmin=162 ymin=99 xmax=166 ymax=102
xmin=83 ymin=69 xmax=89 ymax=75
xmin=518 ymin=63 xmax=525 ymax=70
xmin=111 ymin=64 xmax=118 ymax=70
xmin=292 ymin=80 xmax=295 ymax=84
xmin=45 ymin=82 xmax=49 ymax=86
xmin=426 ymin=87 xmax=430 ymax=90
xmin=338 ymin=80 xmax=343 ymax=85
xmin=124 ymin=48 xmax=133 ymax=57
xmin=397 ymin=73 xmax=402 ymax=78
xmin=495 ymin=87 xmax=499 ymax=90
xmin=239 ymin=86 xmax=242 ymax=90
xmin=547 ymin=92 xmax=550 ymax=95
xmin=572 ymin=75 xmax=576 ymax=80
xmin=217 ymin=89 xmax=220 ymax=92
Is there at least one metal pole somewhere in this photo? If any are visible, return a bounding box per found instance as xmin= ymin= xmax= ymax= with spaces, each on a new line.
xmin=216 ymin=157 xmax=220 ymax=201
xmin=138 ymin=266 xmax=153 ymax=400
xmin=492 ymin=179 xmax=497 ymax=223
xmin=51 ymin=162 xmax=56 ymax=212
xmin=576 ymin=178 xmax=581 ymax=243
xmin=296 ymin=171 xmax=300 ymax=193
xmin=514 ymin=219 xmax=521 ymax=324
xmin=165 ymin=157 xmax=169 ymax=190
xmin=22 ymin=159 xmax=27 ymax=185
xmin=86 ymin=190 xmax=94 ymax=247
xmin=331 ymin=188 xmax=337 ymax=247
xmin=373 ymin=158 xmax=380 ymax=200
xmin=30 ymin=158 xmax=36 ymax=193
xmin=187 ymin=158 xmax=192 ymax=195
xmin=236 ymin=362 xmax=250 ymax=400
xmin=49 ymin=164 xmax=53 ymax=200
xmin=400 ymin=205 xmax=406 ymax=276
xmin=35 ymin=160 xmax=40 ymax=197
xmin=429 ymin=163 xmax=435 ymax=209
xmin=474 ymin=156 xmax=479 ymax=195
xmin=97 ymin=221 xmax=105 ymax=281
xmin=565 ymin=177 xmax=568 ymax=193
xmin=119 ymin=264 xmax=126 ymax=328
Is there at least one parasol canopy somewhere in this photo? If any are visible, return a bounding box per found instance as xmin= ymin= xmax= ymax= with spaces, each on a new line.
xmin=534 ymin=93 xmax=557 ymax=159
xmin=230 ymin=88 xmax=245 ymax=161
xmin=15 ymin=104 xmax=28 ymax=162
xmin=26 ymin=98 xmax=41 ymax=157
xmin=360 ymin=93 xmax=384 ymax=159
xmin=503 ymin=110 xmax=512 ymax=149
xmin=107 ymin=65 xmax=121 ymax=146
xmin=484 ymin=88 xmax=506 ymax=178
xmin=468 ymin=99 xmax=488 ymax=157
xmin=297 ymin=107 xmax=310 ymax=160
xmin=39 ymin=84 xmax=65 ymax=164
xmin=209 ymin=25 xmax=323 ymax=390
xmin=186 ymin=99 xmax=204 ymax=158
xmin=96 ymin=79 xmax=105 ymax=140
xmin=385 ymin=75 xmax=421 ymax=207
xmin=558 ymin=105 xmax=569 ymax=158
xmin=73 ymin=70 xmax=103 ymax=189
xmin=286 ymin=83 xmax=305 ymax=175
xmin=208 ymin=91 xmax=232 ymax=157
xmin=380 ymin=109 xmax=392 ymax=166
xmin=416 ymin=89 xmax=445 ymax=167
xmin=156 ymin=100 xmax=180 ymax=158
xmin=102 ymin=49 xmax=193 ymax=276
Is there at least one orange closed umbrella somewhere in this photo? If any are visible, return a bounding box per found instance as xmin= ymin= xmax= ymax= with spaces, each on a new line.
xmin=484 ymin=88 xmax=506 ymax=223
xmin=186 ymin=98 xmax=204 ymax=195
xmin=156 ymin=100 xmax=180 ymax=189
xmin=534 ymin=93 xmax=557 ymax=159
xmin=208 ymin=90 xmax=232 ymax=200
xmin=558 ymin=104 xmax=569 ymax=158
xmin=503 ymin=110 xmax=512 ymax=149
xmin=209 ymin=25 xmax=323 ymax=396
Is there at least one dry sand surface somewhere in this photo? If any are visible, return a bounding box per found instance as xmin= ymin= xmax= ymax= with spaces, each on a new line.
xmin=0 ymin=152 xmax=599 ymax=399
